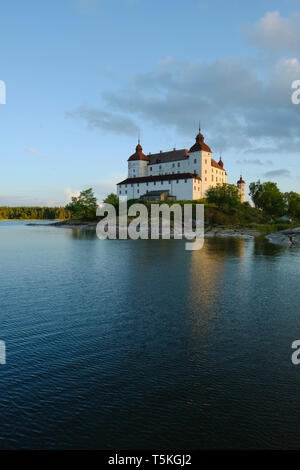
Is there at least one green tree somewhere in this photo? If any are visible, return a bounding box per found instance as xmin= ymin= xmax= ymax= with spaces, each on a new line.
xmin=104 ymin=193 xmax=119 ymax=207
xmin=284 ymin=191 xmax=300 ymax=219
xmin=249 ymin=180 xmax=264 ymax=209
xmin=206 ymin=183 xmax=241 ymax=208
xmin=249 ymin=181 xmax=285 ymax=217
xmin=65 ymin=188 xmax=98 ymax=221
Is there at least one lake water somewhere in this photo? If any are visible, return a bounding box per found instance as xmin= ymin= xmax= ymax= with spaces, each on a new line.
xmin=0 ymin=220 xmax=300 ymax=449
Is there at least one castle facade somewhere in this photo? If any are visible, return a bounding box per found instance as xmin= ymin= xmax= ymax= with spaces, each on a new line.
xmin=117 ymin=130 xmax=245 ymax=202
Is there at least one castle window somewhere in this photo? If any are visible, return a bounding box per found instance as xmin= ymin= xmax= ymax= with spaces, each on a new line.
xmin=146 ymin=182 xmax=149 ymax=186
xmin=159 ymin=165 xmax=162 ymax=169
xmin=133 ymin=169 xmax=135 ymax=172
xmin=131 ymin=184 xmax=133 ymax=187
xmin=176 ymin=180 xmax=179 ymax=184
xmin=137 ymin=183 xmax=139 ymax=187
xmin=205 ymin=159 xmax=207 ymax=164
xmin=119 ymin=190 xmax=122 ymax=194
xmin=161 ymin=181 xmax=163 ymax=185
xmin=194 ymin=159 xmax=197 ymax=164
xmin=168 ymin=180 xmax=171 ymax=184
xmin=205 ymin=177 xmax=207 ymax=181
xmin=185 ymin=179 xmax=187 ymax=183
xmin=137 ymin=189 xmax=139 ymax=193
xmin=125 ymin=190 xmax=127 ymax=194
xmin=177 ymin=163 xmax=180 ymax=167
xmin=212 ymin=175 xmax=214 ymax=181
xmin=172 ymin=163 xmax=175 ymax=168
xmin=125 ymin=184 xmax=127 ymax=188
xmin=150 ymin=167 xmax=152 ymax=171
xmin=154 ymin=182 xmax=156 ymax=185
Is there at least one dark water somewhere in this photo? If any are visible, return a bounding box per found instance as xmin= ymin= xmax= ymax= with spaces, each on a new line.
xmin=1 ymin=221 xmax=300 ymax=449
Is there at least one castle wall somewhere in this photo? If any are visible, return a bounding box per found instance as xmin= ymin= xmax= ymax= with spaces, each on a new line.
xmin=117 ymin=177 xmax=201 ymax=201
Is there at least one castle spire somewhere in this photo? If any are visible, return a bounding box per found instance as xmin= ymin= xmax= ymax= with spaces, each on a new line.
xmin=218 ymin=153 xmax=224 ymax=168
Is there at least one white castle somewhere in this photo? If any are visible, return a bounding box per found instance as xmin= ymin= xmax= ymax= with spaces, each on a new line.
xmin=117 ymin=129 xmax=245 ymax=202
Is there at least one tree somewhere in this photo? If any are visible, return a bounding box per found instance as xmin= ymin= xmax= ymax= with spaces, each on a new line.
xmin=65 ymin=188 xmax=98 ymax=221
xmin=249 ymin=181 xmax=285 ymax=217
xmin=206 ymin=183 xmax=241 ymax=208
xmin=284 ymin=191 xmax=300 ymax=219
xmin=249 ymin=180 xmax=264 ymax=209
xmin=104 ymin=193 xmax=119 ymax=207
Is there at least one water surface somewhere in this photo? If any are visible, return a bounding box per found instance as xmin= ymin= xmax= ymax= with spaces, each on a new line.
xmin=0 ymin=221 xmax=300 ymax=449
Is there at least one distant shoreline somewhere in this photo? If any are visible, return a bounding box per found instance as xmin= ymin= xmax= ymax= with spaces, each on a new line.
xmin=0 ymin=219 xmax=63 ymax=221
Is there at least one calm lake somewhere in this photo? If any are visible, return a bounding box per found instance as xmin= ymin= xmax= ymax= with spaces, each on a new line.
xmin=0 ymin=220 xmax=300 ymax=449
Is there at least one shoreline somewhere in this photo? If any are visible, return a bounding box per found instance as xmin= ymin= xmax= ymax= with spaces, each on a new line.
xmin=28 ymin=220 xmax=265 ymax=238
xmin=25 ymin=220 xmax=300 ymax=242
xmin=266 ymin=228 xmax=300 ymax=246
xmin=0 ymin=219 xmax=63 ymax=221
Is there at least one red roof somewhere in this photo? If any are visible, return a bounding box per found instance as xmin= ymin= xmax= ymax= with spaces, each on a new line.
xmin=189 ymin=131 xmax=211 ymax=153
xmin=211 ymin=159 xmax=225 ymax=170
xmin=128 ymin=143 xmax=149 ymax=162
xmin=118 ymin=172 xmax=201 ymax=185
xmin=237 ymin=176 xmax=246 ymax=184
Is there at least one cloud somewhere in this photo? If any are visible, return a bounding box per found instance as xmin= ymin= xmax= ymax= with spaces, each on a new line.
xmin=95 ymin=54 xmax=300 ymax=154
xmin=67 ymin=12 xmax=300 ymax=159
xmin=236 ymin=159 xmax=273 ymax=166
xmin=25 ymin=147 xmax=47 ymax=158
xmin=63 ymin=179 xmax=121 ymax=204
xmin=64 ymin=187 xmax=80 ymax=202
xmin=245 ymin=11 xmax=300 ymax=53
xmin=66 ymin=105 xmax=140 ymax=136
xmin=264 ymin=169 xmax=290 ymax=178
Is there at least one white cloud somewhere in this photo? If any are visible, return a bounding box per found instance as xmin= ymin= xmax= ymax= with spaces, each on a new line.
xmin=64 ymin=187 xmax=80 ymax=203
xmin=95 ymin=54 xmax=300 ymax=155
xmin=24 ymin=147 xmax=49 ymax=159
xmin=66 ymin=11 xmax=300 ymax=167
xmin=246 ymin=11 xmax=300 ymax=53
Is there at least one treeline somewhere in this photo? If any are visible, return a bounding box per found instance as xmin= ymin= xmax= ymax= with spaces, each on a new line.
xmin=0 ymin=206 xmax=71 ymax=220
xmin=249 ymin=181 xmax=300 ymax=219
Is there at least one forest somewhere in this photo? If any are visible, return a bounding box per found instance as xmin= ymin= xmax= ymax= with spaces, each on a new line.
xmin=0 ymin=206 xmax=70 ymax=220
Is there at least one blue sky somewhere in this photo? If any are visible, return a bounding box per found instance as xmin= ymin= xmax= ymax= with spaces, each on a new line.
xmin=1 ymin=0 xmax=300 ymax=205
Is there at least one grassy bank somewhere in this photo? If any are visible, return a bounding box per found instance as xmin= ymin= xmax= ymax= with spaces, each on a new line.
xmin=64 ymin=199 xmax=298 ymax=234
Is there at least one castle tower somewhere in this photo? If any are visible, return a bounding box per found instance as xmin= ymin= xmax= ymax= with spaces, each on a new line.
xmin=127 ymin=140 xmax=149 ymax=178
xmin=237 ymin=176 xmax=246 ymax=203
xmin=189 ymin=128 xmax=212 ymax=198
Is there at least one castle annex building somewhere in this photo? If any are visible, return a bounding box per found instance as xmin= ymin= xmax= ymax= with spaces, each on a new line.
xmin=117 ymin=130 xmax=245 ymax=202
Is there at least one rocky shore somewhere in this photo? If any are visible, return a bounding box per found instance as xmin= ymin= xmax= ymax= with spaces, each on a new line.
xmin=27 ymin=220 xmax=263 ymax=239
xmin=266 ymin=227 xmax=300 ymax=246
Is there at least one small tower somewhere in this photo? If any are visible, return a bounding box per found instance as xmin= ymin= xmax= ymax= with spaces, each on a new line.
xmin=189 ymin=128 xmax=212 ymax=198
xmin=127 ymin=139 xmax=149 ymax=178
xmin=237 ymin=175 xmax=246 ymax=203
